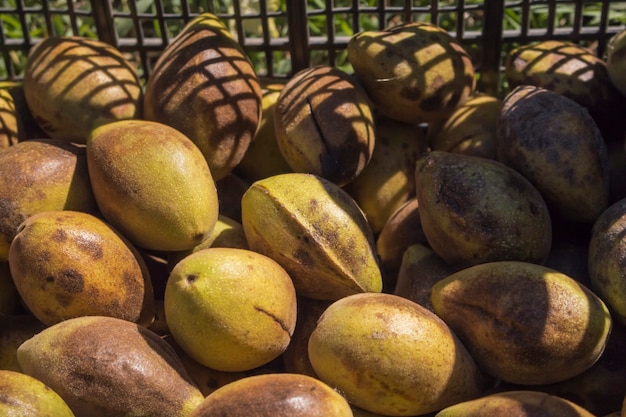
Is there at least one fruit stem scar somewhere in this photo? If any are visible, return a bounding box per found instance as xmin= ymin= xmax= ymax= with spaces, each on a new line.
xmin=254 ymin=305 xmax=291 ymax=335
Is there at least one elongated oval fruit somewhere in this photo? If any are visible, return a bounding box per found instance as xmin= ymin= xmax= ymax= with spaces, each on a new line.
xmin=431 ymin=261 xmax=612 ymax=385
xmin=8 ymin=210 xmax=152 ymax=326
xmin=435 ymin=390 xmax=595 ymax=417
xmin=0 ymin=139 xmax=96 ymax=261
xmin=588 ymin=198 xmax=626 ymax=326
xmin=274 ymin=65 xmax=375 ymax=186
xmin=144 ymin=13 xmax=262 ymax=180
xmin=308 ymin=292 xmax=485 ymax=416
xmin=241 ymin=173 xmax=382 ymax=300
xmin=23 ymin=36 xmax=142 ymax=142
xmin=0 ymin=369 xmax=75 ymax=417
xmin=415 ymin=151 xmax=552 ymax=268
xmin=190 ymin=373 xmax=354 ymax=417
xmin=86 ymin=119 xmax=219 ymax=252
xmin=17 ymin=315 xmax=204 ymax=417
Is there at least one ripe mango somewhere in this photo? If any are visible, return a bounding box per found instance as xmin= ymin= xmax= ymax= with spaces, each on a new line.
xmin=23 ymin=36 xmax=142 ymax=142
xmin=0 ymin=369 xmax=75 ymax=417
xmin=431 ymin=261 xmax=612 ymax=385
xmin=86 ymin=119 xmax=219 ymax=252
xmin=144 ymin=13 xmax=262 ymax=180
xmin=241 ymin=173 xmax=382 ymax=300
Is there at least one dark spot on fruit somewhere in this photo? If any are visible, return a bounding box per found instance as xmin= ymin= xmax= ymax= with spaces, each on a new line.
xmin=52 ymin=228 xmax=67 ymax=242
xmin=400 ymin=86 xmax=421 ymax=101
xmin=294 ymin=247 xmax=313 ymax=267
xmin=75 ymin=235 xmax=104 ymax=260
xmin=57 ymin=269 xmax=85 ymax=293
xmin=187 ymin=274 xmax=197 ymax=284
xmin=46 ymin=276 xmax=55 ymax=283
xmin=0 ymin=392 xmax=19 ymax=406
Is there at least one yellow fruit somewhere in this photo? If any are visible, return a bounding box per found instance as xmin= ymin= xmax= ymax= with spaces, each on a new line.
xmin=86 ymin=119 xmax=219 ymax=251
xmin=8 ymin=210 xmax=152 ymax=326
xmin=0 ymin=369 xmax=75 ymax=417
xmin=241 ymin=172 xmax=382 ymax=300
xmin=164 ymin=247 xmax=297 ymax=372
xmin=308 ymin=292 xmax=485 ymax=416
xmin=431 ymin=261 xmax=612 ymax=385
xmin=0 ymin=87 xmax=19 ymax=148
xmin=23 ymin=36 xmax=142 ymax=142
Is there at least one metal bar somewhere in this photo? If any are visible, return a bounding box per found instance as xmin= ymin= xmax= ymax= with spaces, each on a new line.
xmin=286 ymin=0 xmax=310 ymax=74
xmin=478 ymin=0 xmax=504 ymax=97
xmin=90 ymin=0 xmax=117 ymax=46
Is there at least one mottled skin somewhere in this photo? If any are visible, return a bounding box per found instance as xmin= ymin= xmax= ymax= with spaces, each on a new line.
xmin=435 ymin=391 xmax=595 ymax=417
xmin=308 ymin=292 xmax=485 ymax=416
xmin=274 ymin=65 xmax=376 ymax=187
xmin=348 ymin=22 xmax=475 ymax=124
xmin=0 ymin=139 xmax=97 ymax=261
xmin=144 ymin=13 xmax=262 ymax=181
xmin=17 ymin=316 xmax=204 ymax=417
xmin=414 ymin=151 xmax=552 ymax=269
xmin=23 ymin=36 xmax=143 ymax=143
xmin=190 ymin=373 xmax=354 ymax=417
xmin=431 ymin=261 xmax=612 ymax=385
xmin=497 ymin=85 xmax=609 ymax=224
xmin=9 ymin=210 xmax=151 ymax=326
xmin=241 ymin=173 xmax=383 ymax=300
xmin=0 ymin=370 xmax=75 ymax=417
xmin=588 ymin=198 xmax=626 ymax=326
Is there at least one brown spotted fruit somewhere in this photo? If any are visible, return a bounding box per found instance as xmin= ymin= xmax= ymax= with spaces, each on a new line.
xmin=497 ymin=85 xmax=609 ymax=224
xmin=0 ymin=369 xmax=75 ymax=417
xmin=164 ymin=247 xmax=297 ymax=372
xmin=415 ymin=151 xmax=552 ymax=269
xmin=190 ymin=373 xmax=354 ymax=417
xmin=17 ymin=315 xmax=205 ymax=417
xmin=86 ymin=119 xmax=219 ymax=252
xmin=588 ymin=197 xmax=626 ymax=326
xmin=23 ymin=36 xmax=142 ymax=143
xmin=144 ymin=13 xmax=262 ymax=181
xmin=8 ymin=210 xmax=153 ymax=326
xmin=0 ymin=139 xmax=97 ymax=262
xmin=308 ymin=292 xmax=484 ymax=416
xmin=434 ymin=390 xmax=595 ymax=417
xmin=431 ymin=261 xmax=612 ymax=385
xmin=274 ymin=65 xmax=375 ymax=186
xmin=241 ymin=172 xmax=383 ymax=300
xmin=347 ymin=21 xmax=475 ymax=124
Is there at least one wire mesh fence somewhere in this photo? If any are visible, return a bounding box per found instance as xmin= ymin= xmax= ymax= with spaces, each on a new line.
xmin=1 ymin=0 xmax=625 ymax=96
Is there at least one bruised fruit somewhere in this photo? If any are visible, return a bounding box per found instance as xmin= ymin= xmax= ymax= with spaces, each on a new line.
xmin=164 ymin=248 xmax=297 ymax=372
xmin=435 ymin=390 xmax=595 ymax=417
xmin=308 ymin=292 xmax=485 ymax=416
xmin=497 ymin=85 xmax=609 ymax=224
xmin=8 ymin=210 xmax=152 ymax=326
xmin=86 ymin=119 xmax=219 ymax=252
xmin=588 ymin=197 xmax=626 ymax=326
xmin=415 ymin=151 xmax=552 ymax=268
xmin=0 ymin=139 xmax=96 ymax=261
xmin=17 ymin=315 xmax=204 ymax=417
xmin=241 ymin=173 xmax=382 ymax=300
xmin=0 ymin=369 xmax=75 ymax=417
xmin=274 ymin=65 xmax=375 ymax=186
xmin=431 ymin=261 xmax=612 ymax=385
xmin=144 ymin=13 xmax=262 ymax=180
xmin=348 ymin=21 xmax=475 ymax=124
xmin=23 ymin=36 xmax=142 ymax=142
xmin=190 ymin=373 xmax=354 ymax=417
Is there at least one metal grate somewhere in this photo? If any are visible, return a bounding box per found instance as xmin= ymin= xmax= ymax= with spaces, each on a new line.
xmin=1 ymin=1 xmax=625 ymax=96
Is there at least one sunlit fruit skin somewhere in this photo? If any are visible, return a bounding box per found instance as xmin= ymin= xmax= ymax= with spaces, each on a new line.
xmin=164 ymin=247 xmax=297 ymax=372
xmin=143 ymin=13 xmax=262 ymax=181
xmin=190 ymin=373 xmax=354 ymax=417
xmin=8 ymin=210 xmax=151 ymax=326
xmin=23 ymin=36 xmax=143 ymax=143
xmin=17 ymin=315 xmax=205 ymax=417
xmin=348 ymin=21 xmax=475 ymax=124
xmin=308 ymin=292 xmax=485 ymax=416
xmin=241 ymin=172 xmax=383 ymax=300
xmin=86 ymin=119 xmax=219 ymax=252
xmin=431 ymin=261 xmax=612 ymax=385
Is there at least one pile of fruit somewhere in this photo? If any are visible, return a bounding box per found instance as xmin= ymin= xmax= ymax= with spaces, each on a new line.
xmin=2 ymin=11 xmax=626 ymax=417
